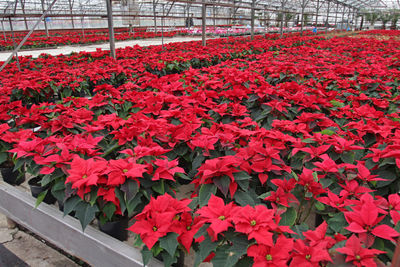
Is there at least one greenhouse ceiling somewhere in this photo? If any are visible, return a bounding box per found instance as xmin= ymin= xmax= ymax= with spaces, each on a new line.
xmin=0 ymin=0 xmax=397 ymax=18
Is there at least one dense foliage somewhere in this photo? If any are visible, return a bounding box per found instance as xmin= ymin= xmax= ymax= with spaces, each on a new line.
xmin=1 ymin=30 xmax=400 ymax=266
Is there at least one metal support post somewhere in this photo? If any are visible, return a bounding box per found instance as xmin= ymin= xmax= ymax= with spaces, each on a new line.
xmin=250 ymin=0 xmax=255 ymax=40
xmin=325 ymin=1 xmax=330 ymax=33
xmin=41 ymin=0 xmax=49 ymax=37
xmin=68 ymin=0 xmax=75 ymax=28
xmin=202 ymin=0 xmax=206 ymax=46
xmin=1 ymin=20 xmax=6 ymax=41
xmin=9 ymin=0 xmax=20 ymax=71
xmin=0 ymin=0 xmax=58 ymax=72
xmin=341 ymin=6 xmax=346 ymax=30
xmin=300 ymin=5 xmax=305 ymax=35
xmin=153 ymin=0 xmax=158 ymax=32
xmin=334 ymin=2 xmax=339 ymax=28
xmin=106 ymin=0 xmax=116 ymax=59
xmin=279 ymin=1 xmax=285 ymax=36
xmin=161 ymin=3 xmax=164 ymax=49
xmin=81 ymin=16 xmax=85 ymax=39
xmin=20 ymin=0 xmax=28 ymax=30
xmin=8 ymin=18 xmax=20 ymax=71
xmin=354 ymin=10 xmax=358 ymax=31
xmin=315 ymin=0 xmax=319 ymax=28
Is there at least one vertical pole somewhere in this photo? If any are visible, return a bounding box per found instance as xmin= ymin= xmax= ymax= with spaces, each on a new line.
xmin=106 ymin=0 xmax=116 ymax=59
xmin=213 ymin=4 xmax=216 ymax=31
xmin=250 ymin=0 xmax=255 ymax=40
xmin=300 ymin=5 xmax=305 ymax=35
xmin=1 ymin=21 xmax=6 ymax=41
xmin=81 ymin=17 xmax=85 ymax=39
xmin=153 ymin=0 xmax=157 ymax=32
xmin=315 ymin=0 xmax=319 ymax=27
xmin=279 ymin=1 xmax=284 ymax=36
xmin=325 ymin=1 xmax=330 ymax=33
xmin=20 ymin=0 xmax=28 ymax=30
xmin=161 ymin=3 xmax=164 ymax=49
xmin=41 ymin=0 xmax=49 ymax=37
xmin=8 ymin=19 xmax=21 ymax=71
xmin=334 ymin=2 xmax=339 ymax=28
xmin=354 ymin=10 xmax=358 ymax=31
xmin=346 ymin=8 xmax=350 ymax=30
xmin=263 ymin=8 xmax=266 ymax=30
xmin=202 ymin=0 xmax=206 ymax=46
xmin=341 ymin=6 xmax=346 ymax=30
xmin=68 ymin=0 xmax=75 ymax=29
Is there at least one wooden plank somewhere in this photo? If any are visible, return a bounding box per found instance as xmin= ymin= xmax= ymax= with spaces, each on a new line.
xmin=0 ymin=181 xmax=162 ymax=267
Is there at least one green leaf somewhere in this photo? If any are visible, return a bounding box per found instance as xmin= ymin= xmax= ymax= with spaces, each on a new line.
xmin=315 ymin=201 xmax=325 ymax=211
xmin=233 ymin=171 xmax=252 ymax=181
xmin=211 ymin=235 xmax=248 ymax=267
xmin=327 ymin=212 xmax=346 ymax=233
xmin=199 ymin=184 xmax=217 ymax=207
xmin=312 ymin=172 xmax=319 ymax=182
xmin=279 ymin=207 xmax=297 ymax=226
xmin=375 ymin=169 xmax=397 ymax=188
xmin=126 ymin=194 xmax=143 ymax=217
xmin=214 ymin=175 xmax=230 ymax=197
xmin=0 ymin=152 xmax=8 ymax=165
xmin=161 ymin=250 xmax=178 ymax=267
xmin=330 ymin=99 xmax=345 ymax=107
xmin=159 ymin=232 xmax=179 ymax=257
xmin=341 ymin=151 xmax=355 ymax=164
xmin=291 ymin=223 xmax=309 ymax=239
xmin=320 ymin=129 xmax=335 ymax=136
xmin=152 ymin=180 xmax=165 ymax=194
xmin=141 ymin=246 xmax=153 ymax=266
xmin=114 ymin=187 xmax=126 ymax=214
xmin=234 ymin=190 xmax=255 ymax=206
xmin=35 ymin=189 xmax=48 ymax=208
xmin=63 ymin=196 xmax=82 ymax=216
xmin=75 ymin=202 xmax=99 ymax=231
xmin=319 ymin=178 xmax=333 ymax=188
xmin=121 ymin=180 xmax=139 ymax=201
xmin=194 ymin=235 xmax=218 ymax=267
xmin=103 ymin=202 xmax=116 ymax=220
xmin=176 ymin=172 xmax=191 ymax=181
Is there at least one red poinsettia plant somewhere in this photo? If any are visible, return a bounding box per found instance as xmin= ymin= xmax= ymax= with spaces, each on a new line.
xmin=1 ymin=30 xmax=400 ymax=266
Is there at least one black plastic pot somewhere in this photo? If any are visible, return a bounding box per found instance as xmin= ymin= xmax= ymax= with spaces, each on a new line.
xmin=0 ymin=167 xmax=25 ymax=186
xmin=99 ymin=217 xmax=128 ymax=241
xmin=28 ymin=177 xmax=56 ymax=204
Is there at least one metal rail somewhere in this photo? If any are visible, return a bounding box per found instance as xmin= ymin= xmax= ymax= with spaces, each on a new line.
xmin=0 ymin=181 xmax=162 ymax=267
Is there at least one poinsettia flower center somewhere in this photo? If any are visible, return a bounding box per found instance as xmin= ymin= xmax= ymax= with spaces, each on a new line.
xmin=250 ymin=220 xmax=256 ymax=226
xmin=152 ymin=226 xmax=158 ymax=232
xmin=305 ymin=254 xmax=311 ymax=260
xmin=173 ymin=214 xmax=181 ymax=221
xmin=123 ymin=169 xmax=128 ymax=173
xmin=186 ymin=226 xmax=191 ymax=230
xmin=355 ymin=255 xmax=361 ymax=260
xmin=389 ymin=204 xmax=393 ymax=210
xmin=218 ymin=215 xmax=226 ymax=221
xmin=82 ymin=174 xmax=88 ymax=179
xmin=265 ymin=254 xmax=272 ymax=261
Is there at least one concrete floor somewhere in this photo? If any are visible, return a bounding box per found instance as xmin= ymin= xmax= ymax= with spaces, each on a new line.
xmin=0 ymin=212 xmax=79 ymax=267
xmin=0 ymin=36 xmax=205 ymax=61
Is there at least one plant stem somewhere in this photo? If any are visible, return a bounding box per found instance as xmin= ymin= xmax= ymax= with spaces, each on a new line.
xmin=302 ymin=198 xmax=316 ymax=224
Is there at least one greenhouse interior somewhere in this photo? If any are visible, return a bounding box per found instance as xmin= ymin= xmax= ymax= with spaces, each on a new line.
xmin=0 ymin=0 xmax=400 ymax=266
